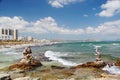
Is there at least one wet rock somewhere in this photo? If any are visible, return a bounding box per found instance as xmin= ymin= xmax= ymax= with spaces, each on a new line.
xmin=51 ymin=65 xmax=65 ymax=69
xmin=0 ymin=73 xmax=11 ymax=80
xmin=35 ymin=53 xmax=52 ymax=62
xmin=9 ymin=59 xmax=42 ymax=71
xmin=38 ymin=54 xmax=52 ymax=62
xmin=72 ymin=61 xmax=106 ymax=69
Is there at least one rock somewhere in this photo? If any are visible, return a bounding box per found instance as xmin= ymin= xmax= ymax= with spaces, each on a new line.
xmin=0 ymin=73 xmax=11 ymax=80
xmin=8 ymin=70 xmax=25 ymax=79
xmin=13 ymin=76 xmax=40 ymax=80
xmin=9 ymin=59 xmax=42 ymax=71
xmin=101 ymin=73 xmax=120 ymax=80
xmin=37 ymin=53 xmax=52 ymax=62
xmin=115 ymin=60 xmax=120 ymax=66
xmin=51 ymin=65 xmax=65 ymax=69
xmin=72 ymin=68 xmax=104 ymax=80
xmin=32 ymin=53 xmax=52 ymax=62
xmin=72 ymin=61 xmax=106 ymax=69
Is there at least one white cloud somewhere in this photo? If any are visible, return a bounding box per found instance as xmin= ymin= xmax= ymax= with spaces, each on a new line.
xmin=85 ymin=20 xmax=120 ymax=35
xmin=0 ymin=16 xmax=120 ymax=40
xmin=0 ymin=16 xmax=84 ymax=35
xmin=31 ymin=16 xmax=84 ymax=35
xmin=48 ymin=0 xmax=84 ymax=8
xmin=0 ymin=16 xmax=29 ymax=31
xmin=98 ymin=0 xmax=120 ymax=17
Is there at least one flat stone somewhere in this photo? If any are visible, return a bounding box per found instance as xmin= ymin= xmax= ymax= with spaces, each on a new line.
xmin=72 ymin=61 xmax=106 ymax=69
xmin=0 ymin=73 xmax=11 ymax=80
xmin=13 ymin=77 xmax=40 ymax=80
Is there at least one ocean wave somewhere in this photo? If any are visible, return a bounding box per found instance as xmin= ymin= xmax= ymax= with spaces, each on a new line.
xmin=102 ymin=64 xmax=120 ymax=74
xmin=44 ymin=51 xmax=78 ymax=66
xmin=112 ymin=43 xmax=119 ymax=46
xmin=0 ymin=48 xmax=13 ymax=52
xmin=0 ymin=43 xmax=36 ymax=51
xmin=0 ymin=48 xmax=21 ymax=55
xmin=93 ymin=45 xmax=102 ymax=49
xmin=5 ymin=51 xmax=20 ymax=55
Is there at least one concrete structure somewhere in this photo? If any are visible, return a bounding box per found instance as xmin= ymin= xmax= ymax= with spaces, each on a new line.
xmin=18 ymin=36 xmax=26 ymax=41
xmin=13 ymin=29 xmax=18 ymax=40
xmin=0 ymin=28 xmax=18 ymax=40
xmin=27 ymin=36 xmax=33 ymax=41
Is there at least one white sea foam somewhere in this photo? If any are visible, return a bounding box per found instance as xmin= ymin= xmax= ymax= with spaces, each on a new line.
xmin=93 ymin=45 xmax=102 ymax=49
xmin=5 ymin=51 xmax=19 ymax=55
xmin=0 ymin=48 xmax=13 ymax=52
xmin=0 ymin=47 xmax=22 ymax=64
xmin=102 ymin=65 xmax=120 ymax=74
xmin=112 ymin=43 xmax=119 ymax=46
xmin=45 ymin=51 xmax=78 ymax=66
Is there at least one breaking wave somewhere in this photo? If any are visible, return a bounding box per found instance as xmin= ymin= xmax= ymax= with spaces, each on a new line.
xmin=102 ymin=64 xmax=120 ymax=74
xmin=45 ymin=50 xmax=78 ymax=66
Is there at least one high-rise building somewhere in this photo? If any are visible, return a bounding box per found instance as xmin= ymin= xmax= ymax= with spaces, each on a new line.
xmin=0 ymin=28 xmax=18 ymax=40
xmin=13 ymin=29 xmax=18 ymax=40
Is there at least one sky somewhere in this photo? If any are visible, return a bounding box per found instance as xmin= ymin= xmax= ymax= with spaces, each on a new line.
xmin=0 ymin=0 xmax=120 ymax=40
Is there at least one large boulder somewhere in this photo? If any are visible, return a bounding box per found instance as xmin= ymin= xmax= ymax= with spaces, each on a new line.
xmin=9 ymin=59 xmax=42 ymax=71
xmin=72 ymin=61 xmax=106 ymax=69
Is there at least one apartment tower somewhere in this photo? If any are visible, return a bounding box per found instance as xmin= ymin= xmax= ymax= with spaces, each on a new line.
xmin=0 ymin=28 xmax=18 ymax=40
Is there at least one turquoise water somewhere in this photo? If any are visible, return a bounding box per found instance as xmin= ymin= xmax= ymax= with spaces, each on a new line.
xmin=32 ymin=41 xmax=120 ymax=66
xmin=0 ymin=48 xmax=23 ymax=68
xmin=0 ymin=41 xmax=120 ymax=68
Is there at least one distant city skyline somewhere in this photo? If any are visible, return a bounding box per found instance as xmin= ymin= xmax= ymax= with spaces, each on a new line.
xmin=0 ymin=28 xmax=18 ymax=40
xmin=0 ymin=0 xmax=120 ymax=40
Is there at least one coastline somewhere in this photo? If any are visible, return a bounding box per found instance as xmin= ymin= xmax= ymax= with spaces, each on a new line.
xmin=0 ymin=40 xmax=60 ymax=48
xmin=0 ymin=41 xmax=120 ymax=80
xmin=1 ymin=58 xmax=120 ymax=80
xmin=0 ymin=41 xmax=60 ymax=69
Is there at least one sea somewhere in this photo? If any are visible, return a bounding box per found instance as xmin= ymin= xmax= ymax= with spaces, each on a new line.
xmin=0 ymin=41 xmax=120 ymax=74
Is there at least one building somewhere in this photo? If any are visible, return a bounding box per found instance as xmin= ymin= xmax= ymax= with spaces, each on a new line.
xmin=27 ymin=36 xmax=33 ymax=41
xmin=13 ymin=29 xmax=18 ymax=40
xmin=18 ymin=36 xmax=26 ymax=41
xmin=0 ymin=28 xmax=18 ymax=40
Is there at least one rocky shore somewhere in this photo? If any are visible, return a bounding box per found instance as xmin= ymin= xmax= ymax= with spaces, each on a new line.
xmin=0 ymin=53 xmax=120 ymax=80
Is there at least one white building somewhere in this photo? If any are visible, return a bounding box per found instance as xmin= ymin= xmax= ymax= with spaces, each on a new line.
xmin=0 ymin=28 xmax=18 ymax=40
xmin=13 ymin=29 xmax=18 ymax=40
xmin=18 ymin=36 xmax=26 ymax=41
xmin=27 ymin=36 xmax=33 ymax=41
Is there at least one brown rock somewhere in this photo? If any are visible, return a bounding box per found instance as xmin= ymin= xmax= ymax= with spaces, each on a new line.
xmin=115 ymin=60 xmax=120 ymax=66
xmin=51 ymin=65 xmax=65 ymax=69
xmin=72 ymin=61 xmax=106 ymax=69
xmin=9 ymin=59 xmax=42 ymax=71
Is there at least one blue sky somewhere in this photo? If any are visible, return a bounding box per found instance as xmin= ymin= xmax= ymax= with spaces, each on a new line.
xmin=0 ymin=0 xmax=120 ymax=40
